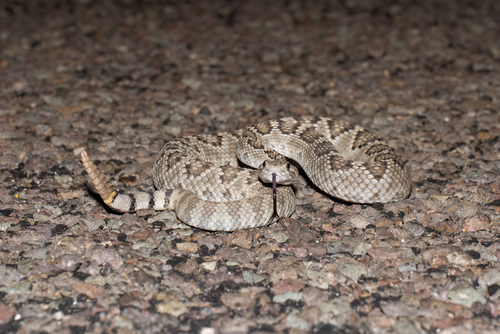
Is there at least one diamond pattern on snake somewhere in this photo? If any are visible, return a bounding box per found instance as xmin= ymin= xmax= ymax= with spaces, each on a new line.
xmin=80 ymin=116 xmax=411 ymax=231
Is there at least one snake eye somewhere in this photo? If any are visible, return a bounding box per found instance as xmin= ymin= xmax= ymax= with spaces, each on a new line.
xmin=262 ymin=161 xmax=268 ymax=169
xmin=286 ymin=163 xmax=291 ymax=171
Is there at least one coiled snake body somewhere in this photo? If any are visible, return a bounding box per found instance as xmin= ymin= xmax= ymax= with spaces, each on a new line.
xmin=81 ymin=116 xmax=411 ymax=231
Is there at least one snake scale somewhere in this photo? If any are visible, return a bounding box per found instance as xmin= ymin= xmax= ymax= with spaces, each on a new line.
xmin=80 ymin=116 xmax=411 ymax=231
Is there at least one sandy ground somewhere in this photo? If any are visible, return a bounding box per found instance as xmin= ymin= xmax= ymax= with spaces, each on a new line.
xmin=1 ymin=1 xmax=500 ymax=333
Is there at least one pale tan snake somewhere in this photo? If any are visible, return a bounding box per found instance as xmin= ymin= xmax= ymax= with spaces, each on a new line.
xmin=80 ymin=116 xmax=411 ymax=231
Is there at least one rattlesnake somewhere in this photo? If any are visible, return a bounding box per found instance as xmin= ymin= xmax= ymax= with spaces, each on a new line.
xmin=80 ymin=116 xmax=411 ymax=231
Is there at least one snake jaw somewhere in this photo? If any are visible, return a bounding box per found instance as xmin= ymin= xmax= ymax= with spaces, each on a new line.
xmin=258 ymin=156 xmax=300 ymax=185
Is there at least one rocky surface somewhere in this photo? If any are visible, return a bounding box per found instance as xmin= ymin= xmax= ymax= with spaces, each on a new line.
xmin=1 ymin=1 xmax=500 ymax=333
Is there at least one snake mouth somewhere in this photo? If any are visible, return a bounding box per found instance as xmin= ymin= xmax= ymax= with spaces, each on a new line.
xmin=257 ymin=158 xmax=300 ymax=185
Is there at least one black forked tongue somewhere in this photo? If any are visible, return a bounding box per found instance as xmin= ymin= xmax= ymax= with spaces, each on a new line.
xmin=270 ymin=173 xmax=284 ymax=227
xmin=273 ymin=173 xmax=277 ymax=212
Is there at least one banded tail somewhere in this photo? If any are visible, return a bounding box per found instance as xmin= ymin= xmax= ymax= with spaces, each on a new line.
xmin=80 ymin=149 xmax=179 ymax=213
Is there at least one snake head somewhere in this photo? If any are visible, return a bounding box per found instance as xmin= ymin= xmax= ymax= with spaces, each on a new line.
xmin=257 ymin=156 xmax=299 ymax=185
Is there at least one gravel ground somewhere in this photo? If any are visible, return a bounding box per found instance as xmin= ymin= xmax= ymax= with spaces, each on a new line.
xmin=1 ymin=1 xmax=500 ymax=333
